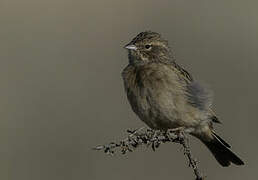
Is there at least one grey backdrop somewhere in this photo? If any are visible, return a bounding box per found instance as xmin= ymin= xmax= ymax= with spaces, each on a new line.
xmin=1 ymin=0 xmax=258 ymax=180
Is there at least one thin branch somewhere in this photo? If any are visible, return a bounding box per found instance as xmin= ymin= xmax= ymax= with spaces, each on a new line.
xmin=179 ymin=132 xmax=203 ymax=180
xmin=93 ymin=127 xmax=204 ymax=180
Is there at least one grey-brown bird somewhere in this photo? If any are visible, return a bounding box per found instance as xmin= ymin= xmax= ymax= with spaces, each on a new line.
xmin=122 ymin=31 xmax=244 ymax=167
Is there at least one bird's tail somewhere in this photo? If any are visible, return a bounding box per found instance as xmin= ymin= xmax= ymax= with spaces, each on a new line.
xmin=200 ymin=131 xmax=244 ymax=167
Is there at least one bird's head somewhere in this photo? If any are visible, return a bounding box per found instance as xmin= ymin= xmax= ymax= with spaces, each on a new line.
xmin=124 ymin=31 xmax=173 ymax=65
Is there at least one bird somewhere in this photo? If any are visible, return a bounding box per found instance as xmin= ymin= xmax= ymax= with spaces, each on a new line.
xmin=121 ymin=31 xmax=244 ymax=167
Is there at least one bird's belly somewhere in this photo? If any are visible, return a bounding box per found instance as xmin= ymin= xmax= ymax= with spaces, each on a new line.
xmin=128 ymin=89 xmax=201 ymax=131
xmin=129 ymin=93 xmax=185 ymax=130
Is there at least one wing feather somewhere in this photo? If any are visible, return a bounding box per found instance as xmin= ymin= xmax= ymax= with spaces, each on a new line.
xmin=171 ymin=61 xmax=221 ymax=124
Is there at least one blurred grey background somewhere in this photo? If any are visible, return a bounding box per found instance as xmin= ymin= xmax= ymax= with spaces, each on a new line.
xmin=1 ymin=0 xmax=257 ymax=179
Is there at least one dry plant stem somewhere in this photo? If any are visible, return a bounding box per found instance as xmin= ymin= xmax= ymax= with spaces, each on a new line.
xmin=93 ymin=127 xmax=204 ymax=180
xmin=179 ymin=132 xmax=203 ymax=180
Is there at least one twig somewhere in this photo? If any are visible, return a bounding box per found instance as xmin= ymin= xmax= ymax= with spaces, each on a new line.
xmin=93 ymin=127 xmax=204 ymax=180
xmin=179 ymin=132 xmax=204 ymax=180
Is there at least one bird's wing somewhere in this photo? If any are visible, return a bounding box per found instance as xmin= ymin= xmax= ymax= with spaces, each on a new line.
xmin=171 ymin=61 xmax=221 ymax=124
xmin=171 ymin=61 xmax=193 ymax=83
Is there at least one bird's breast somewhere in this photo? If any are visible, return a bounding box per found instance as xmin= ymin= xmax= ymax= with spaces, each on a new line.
xmin=122 ymin=63 xmax=189 ymax=129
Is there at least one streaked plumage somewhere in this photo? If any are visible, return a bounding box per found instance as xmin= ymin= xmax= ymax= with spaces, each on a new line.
xmin=122 ymin=31 xmax=244 ymax=166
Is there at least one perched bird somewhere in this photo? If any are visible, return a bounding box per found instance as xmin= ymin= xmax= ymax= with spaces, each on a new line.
xmin=122 ymin=31 xmax=244 ymax=167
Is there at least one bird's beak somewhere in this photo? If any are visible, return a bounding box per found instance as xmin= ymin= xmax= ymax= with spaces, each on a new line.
xmin=124 ymin=44 xmax=137 ymax=50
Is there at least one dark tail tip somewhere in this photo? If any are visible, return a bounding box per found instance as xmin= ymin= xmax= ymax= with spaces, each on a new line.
xmin=202 ymin=132 xmax=244 ymax=167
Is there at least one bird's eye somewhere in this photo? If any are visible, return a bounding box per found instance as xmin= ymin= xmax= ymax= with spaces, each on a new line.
xmin=145 ymin=44 xmax=151 ymax=49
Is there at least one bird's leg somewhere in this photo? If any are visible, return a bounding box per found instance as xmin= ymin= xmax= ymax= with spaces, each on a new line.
xmin=168 ymin=127 xmax=185 ymax=134
xmin=164 ymin=127 xmax=186 ymax=142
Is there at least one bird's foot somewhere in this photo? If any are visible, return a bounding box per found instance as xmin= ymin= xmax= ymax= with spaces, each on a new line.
xmin=168 ymin=127 xmax=185 ymax=134
xmin=163 ymin=127 xmax=186 ymax=142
